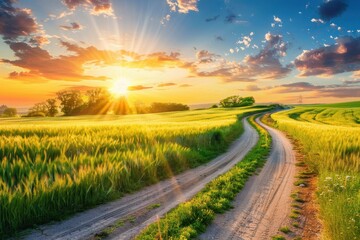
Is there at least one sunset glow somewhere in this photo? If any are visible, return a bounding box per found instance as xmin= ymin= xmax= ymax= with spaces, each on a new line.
xmin=109 ymin=78 xmax=129 ymax=97
xmin=0 ymin=0 xmax=359 ymax=109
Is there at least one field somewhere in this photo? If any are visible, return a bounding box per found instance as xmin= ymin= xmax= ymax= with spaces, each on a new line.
xmin=0 ymin=106 xmax=266 ymax=236
xmin=271 ymin=102 xmax=360 ymax=240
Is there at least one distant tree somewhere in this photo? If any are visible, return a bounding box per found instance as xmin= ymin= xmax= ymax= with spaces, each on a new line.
xmin=84 ymin=88 xmax=111 ymax=114
xmin=3 ymin=107 xmax=17 ymax=117
xmin=46 ymin=98 xmax=58 ymax=117
xmin=219 ymin=96 xmax=255 ymax=108
xmin=148 ymin=102 xmax=189 ymax=113
xmin=28 ymin=102 xmax=48 ymax=116
xmin=56 ymin=90 xmax=84 ymax=116
xmin=211 ymin=104 xmax=218 ymax=108
xmin=0 ymin=105 xmax=7 ymax=114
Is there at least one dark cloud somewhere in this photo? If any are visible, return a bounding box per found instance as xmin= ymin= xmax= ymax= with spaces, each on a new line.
xmin=224 ymin=13 xmax=247 ymax=24
xmin=205 ymin=15 xmax=219 ymax=22
xmin=127 ymin=85 xmax=152 ymax=91
xmin=216 ymin=36 xmax=224 ymax=41
xmin=243 ymin=81 xmax=360 ymax=98
xmin=343 ymin=79 xmax=360 ymax=84
xmin=0 ymin=0 xmax=41 ymax=41
xmin=294 ymin=36 xmax=360 ymax=77
xmin=60 ymin=22 xmax=83 ymax=31
xmin=158 ymin=83 xmax=177 ymax=87
xmin=319 ymin=0 xmax=348 ymax=21
xmin=196 ymin=50 xmax=220 ymax=63
xmin=62 ymin=0 xmax=113 ymax=15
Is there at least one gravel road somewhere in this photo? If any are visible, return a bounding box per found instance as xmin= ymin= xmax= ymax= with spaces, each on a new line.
xmin=199 ymin=117 xmax=296 ymax=240
xmin=22 ymin=117 xmax=258 ymax=240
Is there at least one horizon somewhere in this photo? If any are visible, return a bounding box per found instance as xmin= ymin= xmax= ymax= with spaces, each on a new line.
xmin=1 ymin=0 xmax=360 ymax=108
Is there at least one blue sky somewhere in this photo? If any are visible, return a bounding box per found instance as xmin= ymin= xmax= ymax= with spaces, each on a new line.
xmin=0 ymin=0 xmax=359 ymax=106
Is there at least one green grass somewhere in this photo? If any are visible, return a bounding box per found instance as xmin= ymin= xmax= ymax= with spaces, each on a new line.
xmin=272 ymin=105 xmax=360 ymax=240
xmin=0 ymin=107 xmax=269 ymax=236
xmin=135 ymin=115 xmax=271 ymax=239
xmin=279 ymin=226 xmax=291 ymax=234
xmin=272 ymin=235 xmax=286 ymax=240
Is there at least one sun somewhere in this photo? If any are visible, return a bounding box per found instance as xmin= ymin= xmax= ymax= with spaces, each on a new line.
xmin=109 ymin=78 xmax=129 ymax=97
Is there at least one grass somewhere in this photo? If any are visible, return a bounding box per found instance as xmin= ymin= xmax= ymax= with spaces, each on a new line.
xmin=271 ymin=235 xmax=286 ymax=240
xmin=135 ymin=114 xmax=271 ymax=239
xmin=0 ymin=106 xmax=270 ymax=236
xmin=279 ymin=226 xmax=291 ymax=234
xmin=272 ymin=103 xmax=360 ymax=240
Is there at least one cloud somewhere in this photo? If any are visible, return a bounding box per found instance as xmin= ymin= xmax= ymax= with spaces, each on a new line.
xmin=244 ymin=81 xmax=360 ymax=98
xmin=319 ymin=0 xmax=348 ymax=21
xmin=205 ymin=15 xmax=220 ymax=22
xmin=0 ymin=0 xmax=43 ymax=41
xmin=127 ymin=85 xmax=152 ymax=91
xmin=225 ymin=13 xmax=247 ymax=24
xmin=343 ymin=79 xmax=360 ymax=84
xmin=273 ymin=15 xmax=282 ymax=23
xmin=179 ymin=84 xmax=192 ymax=87
xmin=192 ymin=33 xmax=292 ymax=82
xmin=167 ymin=0 xmax=198 ymax=14
xmin=311 ymin=18 xmax=325 ymax=24
xmin=237 ymin=35 xmax=252 ymax=48
xmin=294 ymin=36 xmax=360 ymax=77
xmin=216 ymin=36 xmax=224 ymax=41
xmin=160 ymin=14 xmax=171 ymax=25
xmin=1 ymin=40 xmax=191 ymax=82
xmin=158 ymin=83 xmax=177 ymax=87
xmin=196 ymin=50 xmax=220 ymax=63
xmin=61 ymin=0 xmax=113 ymax=16
xmin=60 ymin=22 xmax=83 ymax=31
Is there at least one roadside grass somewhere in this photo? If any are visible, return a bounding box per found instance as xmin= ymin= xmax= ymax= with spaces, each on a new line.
xmin=0 ymin=107 xmax=270 ymax=236
xmin=135 ymin=114 xmax=271 ymax=239
xmin=272 ymin=105 xmax=360 ymax=240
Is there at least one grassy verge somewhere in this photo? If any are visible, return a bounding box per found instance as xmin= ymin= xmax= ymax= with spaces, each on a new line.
xmin=135 ymin=115 xmax=271 ymax=239
xmin=272 ymin=107 xmax=360 ymax=239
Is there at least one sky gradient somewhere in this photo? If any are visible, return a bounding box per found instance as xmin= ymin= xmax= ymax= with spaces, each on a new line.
xmin=1 ymin=0 xmax=360 ymax=108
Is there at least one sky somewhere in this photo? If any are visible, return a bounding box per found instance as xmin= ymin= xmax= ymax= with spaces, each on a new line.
xmin=0 ymin=0 xmax=360 ymax=108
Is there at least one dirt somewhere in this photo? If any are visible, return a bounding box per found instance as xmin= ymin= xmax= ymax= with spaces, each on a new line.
xmin=199 ymin=118 xmax=297 ymax=240
xmin=21 ymin=117 xmax=258 ymax=240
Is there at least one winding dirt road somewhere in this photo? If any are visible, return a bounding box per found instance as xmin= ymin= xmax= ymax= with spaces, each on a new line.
xmin=200 ymin=118 xmax=296 ymax=240
xmin=22 ymin=117 xmax=258 ymax=240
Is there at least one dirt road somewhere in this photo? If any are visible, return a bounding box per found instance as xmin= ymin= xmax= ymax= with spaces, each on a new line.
xmin=22 ymin=117 xmax=258 ymax=240
xmin=200 ymin=118 xmax=296 ymax=240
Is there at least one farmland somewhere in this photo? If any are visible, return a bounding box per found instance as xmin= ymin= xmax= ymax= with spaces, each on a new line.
xmin=271 ymin=102 xmax=360 ymax=240
xmin=0 ymin=106 xmax=266 ymax=236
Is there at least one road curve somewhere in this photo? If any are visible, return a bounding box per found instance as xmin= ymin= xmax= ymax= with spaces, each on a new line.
xmin=200 ymin=117 xmax=296 ymax=240
xmin=22 ymin=117 xmax=258 ymax=240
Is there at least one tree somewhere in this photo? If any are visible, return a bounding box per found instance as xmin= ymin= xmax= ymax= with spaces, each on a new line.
xmin=84 ymin=88 xmax=111 ymax=114
xmin=148 ymin=102 xmax=189 ymax=113
xmin=0 ymin=105 xmax=7 ymax=114
xmin=3 ymin=108 xmax=17 ymax=117
xmin=29 ymin=102 xmax=48 ymax=116
xmin=219 ymin=95 xmax=255 ymax=108
xmin=56 ymin=90 xmax=84 ymax=116
xmin=46 ymin=98 xmax=58 ymax=117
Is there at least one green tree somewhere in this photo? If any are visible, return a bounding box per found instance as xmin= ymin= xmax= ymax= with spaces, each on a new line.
xmin=219 ymin=96 xmax=255 ymax=108
xmin=85 ymin=88 xmax=111 ymax=114
xmin=56 ymin=90 xmax=84 ymax=116
xmin=46 ymin=98 xmax=58 ymax=117
xmin=3 ymin=107 xmax=17 ymax=117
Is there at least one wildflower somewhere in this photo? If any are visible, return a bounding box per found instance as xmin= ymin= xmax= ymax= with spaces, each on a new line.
xmin=346 ymin=176 xmax=351 ymax=181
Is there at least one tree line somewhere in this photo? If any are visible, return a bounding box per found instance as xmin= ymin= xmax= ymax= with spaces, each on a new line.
xmin=26 ymin=88 xmax=190 ymax=117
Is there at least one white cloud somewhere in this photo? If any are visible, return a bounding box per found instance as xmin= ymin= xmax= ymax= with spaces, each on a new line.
xmin=273 ymin=16 xmax=282 ymax=23
xmin=167 ymin=0 xmax=198 ymax=13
